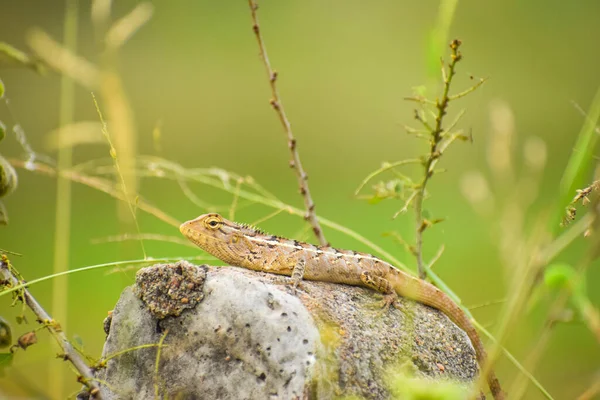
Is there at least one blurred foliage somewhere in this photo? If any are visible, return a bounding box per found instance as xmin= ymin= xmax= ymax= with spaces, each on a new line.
xmin=0 ymin=1 xmax=599 ymax=399
xmin=0 ymin=42 xmax=44 ymax=74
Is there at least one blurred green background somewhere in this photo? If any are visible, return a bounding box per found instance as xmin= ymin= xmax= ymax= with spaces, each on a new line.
xmin=1 ymin=1 xmax=599 ymax=399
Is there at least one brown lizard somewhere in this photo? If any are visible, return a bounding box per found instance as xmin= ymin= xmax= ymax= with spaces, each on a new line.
xmin=180 ymin=213 xmax=505 ymax=399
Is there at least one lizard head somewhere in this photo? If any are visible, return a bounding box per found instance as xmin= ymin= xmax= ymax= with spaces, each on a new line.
xmin=179 ymin=213 xmax=258 ymax=266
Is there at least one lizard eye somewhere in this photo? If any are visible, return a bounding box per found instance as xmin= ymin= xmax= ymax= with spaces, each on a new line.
xmin=205 ymin=217 xmax=221 ymax=229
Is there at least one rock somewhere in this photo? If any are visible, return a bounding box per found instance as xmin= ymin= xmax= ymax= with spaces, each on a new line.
xmin=94 ymin=261 xmax=479 ymax=399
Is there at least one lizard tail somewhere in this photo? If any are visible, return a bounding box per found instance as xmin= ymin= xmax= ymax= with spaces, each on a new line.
xmin=396 ymin=277 xmax=505 ymax=400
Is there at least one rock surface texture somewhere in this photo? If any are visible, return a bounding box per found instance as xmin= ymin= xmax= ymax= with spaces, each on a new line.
xmin=95 ymin=261 xmax=479 ymax=399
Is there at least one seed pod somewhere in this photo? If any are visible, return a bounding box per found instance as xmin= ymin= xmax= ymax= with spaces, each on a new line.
xmin=0 ymin=316 xmax=12 ymax=348
xmin=0 ymin=156 xmax=17 ymax=198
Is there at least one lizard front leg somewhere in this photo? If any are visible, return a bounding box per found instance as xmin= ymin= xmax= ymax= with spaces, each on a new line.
xmin=360 ymin=271 xmax=401 ymax=310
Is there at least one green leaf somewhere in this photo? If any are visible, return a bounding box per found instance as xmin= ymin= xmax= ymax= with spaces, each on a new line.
xmin=426 ymin=30 xmax=445 ymax=78
xmin=426 ymin=0 xmax=459 ymax=78
xmin=553 ymin=85 xmax=600 ymax=231
xmin=0 ymin=77 xmax=4 ymax=99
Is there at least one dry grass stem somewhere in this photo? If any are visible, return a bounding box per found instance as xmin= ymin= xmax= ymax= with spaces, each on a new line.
xmin=251 ymin=208 xmax=290 ymax=227
xmin=9 ymin=159 xmax=180 ymax=228
xmin=27 ymin=29 xmax=99 ymax=88
xmin=91 ymin=0 xmax=112 ymax=32
xmin=28 ymin=10 xmax=146 ymax=256
xmin=0 ymin=258 xmax=212 ymax=299
xmin=404 ymin=96 xmax=437 ymax=106
xmin=91 ymin=233 xmax=196 ymax=248
xmin=98 ymin=343 xmax=167 ymax=366
xmin=467 ymin=299 xmax=506 ymax=311
xmin=105 ymin=3 xmax=153 ymax=50
xmin=228 ymin=178 xmax=244 ymax=220
xmin=176 ymin=179 xmax=223 ymax=212
xmin=50 ymin=2 xmax=78 ymax=395
xmin=247 ymin=0 xmax=327 ymax=246
xmin=576 ymin=372 xmax=600 ymax=400
xmin=425 ymin=244 xmax=445 ymax=271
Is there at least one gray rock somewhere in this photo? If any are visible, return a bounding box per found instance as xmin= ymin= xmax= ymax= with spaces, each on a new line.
xmin=95 ymin=261 xmax=479 ymax=399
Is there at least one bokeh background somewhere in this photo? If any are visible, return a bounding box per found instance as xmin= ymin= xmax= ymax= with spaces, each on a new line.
xmin=1 ymin=1 xmax=599 ymax=399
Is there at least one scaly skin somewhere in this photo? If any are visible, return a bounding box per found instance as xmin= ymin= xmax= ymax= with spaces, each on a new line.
xmin=180 ymin=213 xmax=504 ymax=399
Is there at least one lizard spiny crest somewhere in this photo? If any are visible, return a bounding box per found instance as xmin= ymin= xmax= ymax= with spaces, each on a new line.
xmin=238 ymin=222 xmax=266 ymax=235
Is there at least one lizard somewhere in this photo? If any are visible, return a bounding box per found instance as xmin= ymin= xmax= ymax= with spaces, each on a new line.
xmin=180 ymin=213 xmax=505 ymax=399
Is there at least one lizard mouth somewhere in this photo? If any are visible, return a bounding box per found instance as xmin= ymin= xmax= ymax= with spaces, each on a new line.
xmin=180 ymin=221 xmax=201 ymax=245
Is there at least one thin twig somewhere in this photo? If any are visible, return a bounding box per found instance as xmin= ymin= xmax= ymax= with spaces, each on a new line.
xmin=424 ymin=244 xmax=445 ymax=271
xmin=92 ymin=93 xmax=146 ymax=259
xmin=91 ymin=233 xmax=196 ymax=248
xmin=577 ymin=373 xmax=600 ymax=400
xmin=404 ymin=96 xmax=436 ymax=106
xmin=251 ymin=207 xmax=288 ymax=226
xmin=177 ymin=178 xmax=222 ymax=211
xmin=467 ymin=298 xmax=506 ymax=311
xmin=0 ymin=256 xmax=101 ymax=398
xmin=99 ymin=343 xmax=167 ymax=365
xmin=9 ymin=159 xmax=180 ymax=228
xmin=414 ymin=109 xmax=435 ymax=132
xmin=153 ymin=328 xmax=169 ymax=398
xmin=570 ymin=100 xmax=600 ymax=135
xmin=448 ymin=77 xmax=488 ymax=101
xmin=355 ymin=159 xmax=421 ymax=196
xmin=414 ymin=39 xmax=462 ymax=279
xmin=443 ymin=108 xmax=466 ymax=135
xmin=0 ymin=256 xmax=213 ymax=299
xmin=229 ymin=177 xmax=243 ymax=221
xmin=247 ymin=0 xmax=327 ymax=246
xmin=392 ymin=190 xmax=418 ymax=219
xmin=382 ymin=231 xmax=416 ymax=256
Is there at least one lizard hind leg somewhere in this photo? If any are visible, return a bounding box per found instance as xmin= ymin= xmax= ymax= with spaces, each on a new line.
xmin=360 ymin=271 xmax=401 ymax=311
